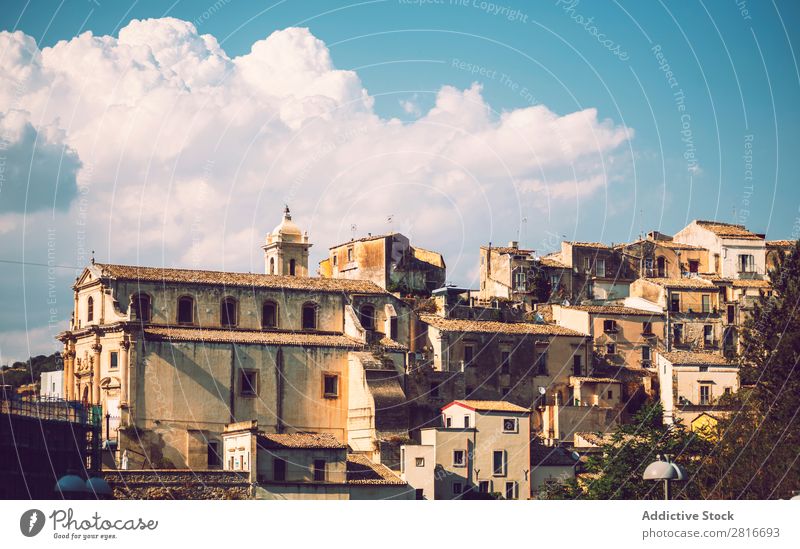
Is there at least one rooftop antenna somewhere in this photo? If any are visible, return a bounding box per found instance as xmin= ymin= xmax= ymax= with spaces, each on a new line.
xmin=91 ymin=250 xmax=95 ymax=264
xmin=350 ymin=224 xmax=358 ymax=240
xmin=284 ymin=204 xmax=291 ymax=220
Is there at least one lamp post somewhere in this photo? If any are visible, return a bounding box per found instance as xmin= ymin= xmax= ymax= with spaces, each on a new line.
xmin=643 ymin=454 xmax=687 ymax=500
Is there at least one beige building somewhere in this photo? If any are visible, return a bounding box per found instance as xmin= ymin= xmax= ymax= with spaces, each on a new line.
xmin=672 ymin=220 xmax=766 ymax=279
xmin=620 ymin=232 xmax=710 ymax=279
xmin=478 ymin=242 xmax=572 ymax=306
xmin=656 ymin=351 xmax=738 ymax=427
xmin=401 ymin=400 xmax=531 ymax=499
xmin=221 ymin=421 xmax=411 ymax=500
xmin=545 ymin=241 xmax=637 ymax=302
xmin=629 ymin=277 xmax=723 ymax=354
xmin=319 ymin=233 xmax=445 ymax=295
xmin=263 ymin=206 xmax=312 ymax=277
xmin=56 ymin=211 xmax=412 ymax=470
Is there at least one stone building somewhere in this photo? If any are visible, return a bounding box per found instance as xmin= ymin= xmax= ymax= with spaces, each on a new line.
xmin=220 ymin=420 xmax=411 ymax=500
xmin=656 ymin=350 xmax=738 ymax=427
xmin=401 ymin=400 xmax=531 ymax=499
xmin=619 ymin=232 xmax=710 ymax=279
xmin=56 ymin=211 xmax=412 ymax=470
xmin=319 ymin=233 xmax=445 ymax=295
xmin=478 ymin=242 xmax=572 ymax=306
xmin=545 ymin=241 xmax=636 ymax=302
xmin=672 ymin=220 xmax=766 ymax=279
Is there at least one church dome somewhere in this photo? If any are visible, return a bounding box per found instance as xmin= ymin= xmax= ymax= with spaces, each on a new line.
xmin=270 ymin=206 xmax=303 ymax=243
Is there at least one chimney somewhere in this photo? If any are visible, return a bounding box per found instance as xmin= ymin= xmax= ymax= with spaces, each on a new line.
xmin=508 ymin=240 xmax=518 ymax=249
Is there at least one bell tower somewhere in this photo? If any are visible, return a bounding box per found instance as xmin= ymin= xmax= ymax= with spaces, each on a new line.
xmin=262 ymin=206 xmax=311 ymax=276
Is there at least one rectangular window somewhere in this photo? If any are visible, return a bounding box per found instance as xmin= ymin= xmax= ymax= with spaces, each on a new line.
xmin=273 ymin=458 xmax=287 ymax=481
xmin=390 ymin=317 xmax=398 ymax=340
xmin=501 ymin=351 xmax=510 ymax=374
xmin=323 ymin=373 xmax=339 ymax=398
xmin=430 ymin=383 xmax=440 ymax=398
xmin=415 ymin=488 xmax=424 ymax=500
xmin=727 ymin=304 xmax=735 ymax=323
xmin=502 ymin=418 xmax=518 ymax=433
xmin=550 ymin=274 xmax=560 ymax=289
xmin=702 ymin=294 xmax=711 ymax=313
xmin=603 ymin=319 xmax=617 ymax=332
xmin=415 ymin=457 xmax=425 ymax=467
xmin=464 ymin=345 xmax=475 ymax=366
xmin=738 ymin=254 xmax=755 ymax=273
xmin=596 ymin=258 xmax=606 ymax=277
xmin=642 ymin=346 xmax=651 ymax=361
xmin=332 ymin=255 xmax=337 ymax=266
xmin=573 ymin=354 xmax=582 ymax=376
xmin=606 ymin=343 xmax=616 ymax=355
xmin=607 ymin=390 xmax=613 ymax=400
xmin=453 ymin=450 xmax=466 ymax=467
xmin=699 ymin=384 xmax=712 ymax=405
xmin=673 ymin=324 xmax=683 ymax=345
xmin=583 ymin=257 xmax=590 ymax=271
xmin=501 ymin=387 xmax=510 ymax=397
xmin=642 ymin=321 xmax=653 ymax=335
xmin=505 ymin=481 xmax=517 ymax=500
xmin=453 ymin=482 xmax=463 ymax=495
xmin=109 ymin=351 xmax=118 ymax=370
xmin=240 ymin=370 xmax=257 ymax=397
xmin=535 ymin=351 xmax=548 ymax=376
xmin=464 ymin=415 xmax=470 ymax=428
xmin=493 ymin=450 xmax=506 ymax=476
xmin=313 ymin=459 xmax=326 ymax=482
xmin=207 ymin=441 xmax=221 ymax=468
xmin=446 ymin=416 xmax=452 ymax=428
xmin=704 ymin=325 xmax=713 ymax=346
xmin=670 ymin=293 xmax=681 ymax=312
xmin=514 ymin=270 xmax=526 ymax=291
xmin=479 ymin=481 xmax=490 ymax=493
xmin=714 ymin=254 xmax=720 ymax=273
xmin=347 ymin=247 xmax=353 ymax=262
xmin=688 ymin=260 xmax=699 ymax=273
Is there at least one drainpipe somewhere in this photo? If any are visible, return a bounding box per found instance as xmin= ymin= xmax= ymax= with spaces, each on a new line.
xmin=276 ymin=347 xmax=284 ymax=433
xmin=666 ymin=288 xmax=672 ymax=352
xmin=229 ymin=344 xmax=236 ymax=422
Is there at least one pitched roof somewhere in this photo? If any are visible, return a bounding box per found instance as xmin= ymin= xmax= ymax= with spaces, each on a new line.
xmin=538 ymin=257 xmax=569 ymax=269
xmin=731 ymin=279 xmax=772 ymax=289
xmin=329 ymin=233 xmax=394 ymax=248
xmin=640 ymin=277 xmax=716 ymax=289
xmin=560 ymin=305 xmax=664 ymax=316
xmin=531 ymin=444 xmax=579 ymax=466
xmin=257 ymin=432 xmax=346 ymax=449
xmin=419 ymin=314 xmax=586 ymax=337
xmin=445 ymin=400 xmax=530 ymax=413
xmin=651 ymin=239 xmax=706 ymax=250
xmin=144 ymin=326 xmax=365 ymax=348
xmin=481 ymin=246 xmax=535 ymax=255
xmin=766 ymin=240 xmax=795 ymax=248
xmin=658 ymin=351 xmax=731 ymax=366
xmin=569 ymin=241 xmax=611 ymax=249
xmin=695 ymin=220 xmax=762 ymax=240
xmin=92 ymin=263 xmax=387 ymax=294
xmin=570 ymin=376 xmax=623 ymax=385
xmin=346 ymin=454 xmax=406 ymax=485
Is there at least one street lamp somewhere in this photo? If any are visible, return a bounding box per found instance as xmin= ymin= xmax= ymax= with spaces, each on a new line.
xmin=643 ymin=454 xmax=687 ymax=500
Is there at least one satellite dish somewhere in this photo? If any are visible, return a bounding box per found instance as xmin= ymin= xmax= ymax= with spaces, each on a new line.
xmin=538 ymin=386 xmax=547 ymax=395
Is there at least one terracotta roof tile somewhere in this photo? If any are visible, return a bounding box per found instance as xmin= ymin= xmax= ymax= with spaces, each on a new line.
xmin=94 ymin=263 xmax=387 ymax=294
xmin=446 ymin=400 xmax=530 ymax=413
xmin=482 ymin=246 xmax=535 ymax=255
xmin=695 ymin=220 xmax=762 ymax=240
xmin=766 ymin=240 xmax=795 ymax=248
xmin=731 ymin=279 xmax=772 ymax=289
xmin=258 ymin=432 xmax=346 ymax=449
xmin=658 ymin=351 xmax=731 ymax=366
xmin=539 ymin=257 xmax=569 ymax=269
xmin=641 ymin=277 xmax=716 ymax=289
xmin=560 ymin=305 xmax=664 ymax=316
xmin=346 ymin=454 xmax=406 ymax=485
xmin=570 ymin=376 xmax=623 ymax=384
xmin=419 ymin=314 xmax=587 ymax=337
xmin=569 ymin=241 xmax=611 ymax=249
xmin=144 ymin=326 xmax=366 ymax=348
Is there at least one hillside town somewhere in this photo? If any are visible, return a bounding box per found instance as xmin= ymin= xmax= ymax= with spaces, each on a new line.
xmin=1 ymin=208 xmax=795 ymax=500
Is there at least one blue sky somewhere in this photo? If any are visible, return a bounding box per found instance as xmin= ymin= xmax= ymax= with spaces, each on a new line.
xmin=1 ymin=0 xmax=799 ymax=361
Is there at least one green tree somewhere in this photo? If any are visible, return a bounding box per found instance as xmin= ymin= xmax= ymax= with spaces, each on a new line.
xmin=693 ymin=239 xmax=800 ymax=499
xmin=542 ymin=403 xmax=713 ymax=500
xmin=531 ymin=267 xmax=552 ymax=303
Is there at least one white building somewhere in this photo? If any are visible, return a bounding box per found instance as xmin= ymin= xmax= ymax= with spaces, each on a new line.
xmin=40 ymin=370 xmax=64 ymax=399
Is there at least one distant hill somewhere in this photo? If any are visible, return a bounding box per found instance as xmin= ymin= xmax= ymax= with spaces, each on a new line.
xmin=0 ymin=352 xmax=63 ymax=392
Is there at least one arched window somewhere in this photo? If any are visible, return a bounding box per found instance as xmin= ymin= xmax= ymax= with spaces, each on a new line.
xmin=289 ymin=259 xmax=296 ymax=276
xmin=131 ymin=294 xmax=151 ymax=322
xmin=302 ymin=303 xmax=317 ymax=330
xmin=87 ymin=296 xmax=94 ymax=322
xmin=177 ymin=296 xmax=194 ymax=324
xmin=262 ymin=301 xmax=278 ymax=329
xmin=269 ymin=257 xmax=275 ymax=275
xmin=359 ymin=304 xmax=375 ymax=330
xmin=656 ymin=256 xmax=666 ymax=277
xmin=221 ymin=297 xmax=238 ymax=327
